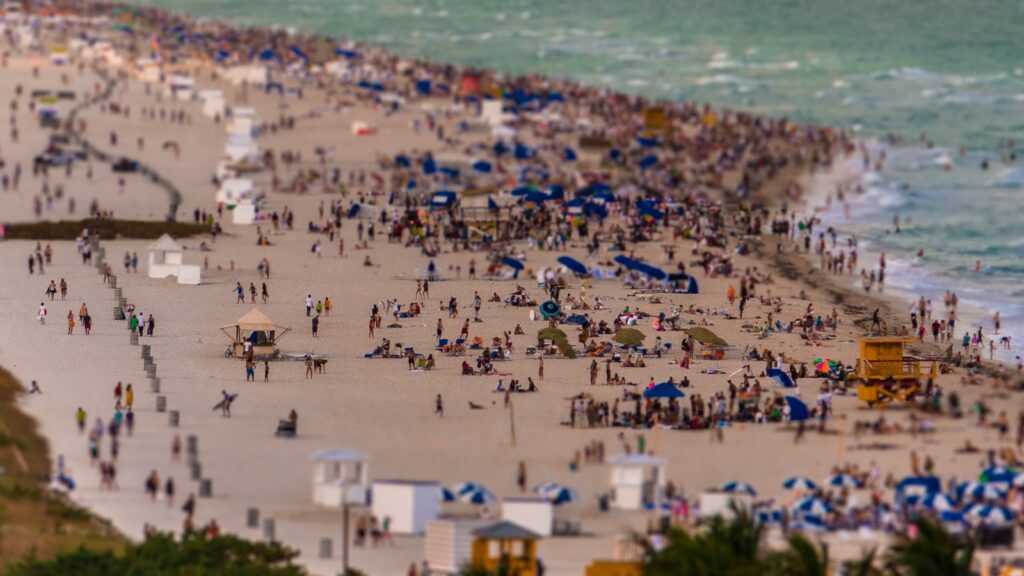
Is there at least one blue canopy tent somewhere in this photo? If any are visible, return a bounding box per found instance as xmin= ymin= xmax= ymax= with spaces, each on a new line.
xmin=394 ymin=154 xmax=411 ymax=168
xmin=613 ymin=255 xmax=667 ymax=281
xmin=415 ymin=79 xmax=431 ymax=95
xmin=785 ymin=396 xmax=809 ymax=421
xmin=563 ymin=147 xmax=577 ymax=161
xmin=429 ymin=191 xmax=457 ymax=210
xmin=639 ymin=154 xmax=659 ymax=169
xmin=557 ymin=256 xmax=588 ymax=276
xmin=471 ymin=160 xmax=492 ymax=173
xmin=502 ymin=257 xmax=524 ymax=279
xmin=547 ymin=184 xmax=565 ymax=200
xmin=643 ymin=383 xmax=684 ymax=399
xmin=422 ymin=157 xmax=437 ymax=175
xmin=767 ymin=368 xmax=796 ymax=388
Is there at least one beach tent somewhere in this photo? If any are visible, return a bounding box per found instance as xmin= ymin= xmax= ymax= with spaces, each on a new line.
xmin=429 ymin=191 xmax=457 ymax=210
xmin=220 ymin=308 xmax=290 ymax=359
xmin=613 ymin=255 xmax=667 ymax=281
xmin=784 ymin=396 xmax=809 ymax=421
xmin=643 ymin=383 xmax=684 ymax=399
xmin=557 ymin=255 xmax=587 ymax=276
xmin=766 ymin=368 xmax=796 ymax=388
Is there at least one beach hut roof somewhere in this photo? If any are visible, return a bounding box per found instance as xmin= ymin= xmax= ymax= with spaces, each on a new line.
xmin=472 ymin=521 xmax=540 ymax=540
xmin=233 ymin=308 xmax=279 ymax=331
xmin=147 ymin=233 xmax=182 ymax=252
xmin=312 ymin=449 xmax=368 ymax=462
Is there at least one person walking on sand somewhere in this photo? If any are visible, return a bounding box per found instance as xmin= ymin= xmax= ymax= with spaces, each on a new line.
xmin=59 ymin=278 xmax=67 ymax=300
xmin=67 ymin=310 xmax=75 ymax=334
xmin=517 ymin=461 xmax=527 ymax=492
xmin=538 ymin=357 xmax=544 ymax=380
xmin=235 ymin=282 xmax=244 ymax=304
xmin=435 ymin=394 xmax=444 ymax=418
xmin=249 ymin=282 xmax=257 ymax=304
xmin=305 ymin=355 xmax=314 ymax=379
xmin=124 ymin=384 xmax=134 ymax=410
xmin=264 ymin=361 xmax=270 ymax=382
xmin=147 ymin=314 xmax=155 ymax=336
xmin=261 ymin=282 xmax=269 ymax=303
xmin=305 ymin=294 xmax=313 ymax=317
xmin=114 ymin=381 xmax=123 ymax=409
xmin=38 ymin=302 xmax=47 ymax=324
xmin=76 ymin=407 xmax=87 ymax=433
xmin=129 ymin=312 xmax=138 ymax=333
xmin=368 ymin=315 xmax=375 ymax=338
xmin=246 ymin=357 xmax=255 ymax=382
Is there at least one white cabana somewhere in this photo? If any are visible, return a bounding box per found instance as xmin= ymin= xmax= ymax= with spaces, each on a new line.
xmin=134 ymin=58 xmax=161 ymax=83
xmin=166 ymin=74 xmax=195 ymax=101
xmin=224 ymin=134 xmax=258 ymax=162
xmin=312 ymin=450 xmax=369 ymax=507
xmin=501 ymin=498 xmax=553 ymax=537
xmin=608 ymin=454 xmax=667 ymax=511
xmin=227 ymin=107 xmax=256 ymax=136
xmin=232 ymin=200 xmax=257 ymax=225
xmin=216 ymin=178 xmax=253 ymax=207
xmin=222 ymin=64 xmax=268 ymax=86
xmin=372 ymin=480 xmax=441 ymax=535
xmin=199 ymin=89 xmax=225 ymax=118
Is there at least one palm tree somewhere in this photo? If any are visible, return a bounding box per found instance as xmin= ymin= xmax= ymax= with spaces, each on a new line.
xmin=642 ymin=508 xmax=768 ymax=575
xmin=884 ymin=517 xmax=974 ymax=576
xmin=766 ymin=533 xmax=829 ymax=576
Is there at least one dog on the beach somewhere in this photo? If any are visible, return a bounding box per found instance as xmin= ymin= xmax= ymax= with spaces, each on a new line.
xmin=313 ymin=358 xmax=328 ymax=373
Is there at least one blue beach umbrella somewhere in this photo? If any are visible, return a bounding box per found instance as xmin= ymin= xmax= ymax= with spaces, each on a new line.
xmin=785 ymin=396 xmax=809 ymax=421
xmin=438 ymin=486 xmax=456 ymax=502
xmin=638 ymin=154 xmax=659 ymax=169
xmin=958 ymin=481 xmax=1004 ymax=501
xmin=289 ymin=45 xmax=309 ymax=61
xmin=461 ymin=487 xmax=497 ymax=505
xmin=782 ymin=477 xmax=818 ymax=492
xmin=557 ymin=256 xmax=588 ymax=276
xmin=547 ymin=184 xmax=565 ymax=200
xmin=919 ymin=493 xmax=955 ymax=511
xmin=766 ymin=367 xmax=796 ymax=388
xmin=643 ymin=382 xmax=684 ymax=399
xmin=471 ymin=160 xmax=492 ymax=173
xmin=721 ymin=481 xmax=757 ymax=496
xmin=394 ymin=154 xmax=411 ymax=168
xmin=563 ymin=147 xmax=577 ymax=161
xmin=453 ymin=482 xmax=485 ymax=496
xmin=792 ymin=497 xmax=831 ymax=516
xmin=510 ymin=186 xmax=533 ymax=197
xmin=826 ymin=474 xmax=860 ymax=489
xmin=501 ymin=257 xmax=524 ymax=271
xmin=635 ymin=135 xmax=658 ymax=148
xmin=965 ymin=504 xmax=1015 ymax=524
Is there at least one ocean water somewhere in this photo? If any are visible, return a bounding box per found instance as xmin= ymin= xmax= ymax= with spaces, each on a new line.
xmin=126 ymin=0 xmax=1024 ymax=350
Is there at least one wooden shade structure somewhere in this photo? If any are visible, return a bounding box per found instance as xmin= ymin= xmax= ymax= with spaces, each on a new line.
xmin=220 ymin=308 xmax=290 ymax=359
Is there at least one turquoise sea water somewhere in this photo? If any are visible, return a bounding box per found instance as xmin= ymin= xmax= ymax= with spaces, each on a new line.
xmin=128 ymin=0 xmax=1024 ymax=345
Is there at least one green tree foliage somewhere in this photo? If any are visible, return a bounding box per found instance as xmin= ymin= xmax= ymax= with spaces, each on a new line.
xmin=5 ymin=533 xmax=305 ymax=576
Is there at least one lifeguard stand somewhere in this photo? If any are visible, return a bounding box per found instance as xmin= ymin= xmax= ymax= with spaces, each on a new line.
xmin=854 ymin=337 xmax=937 ymax=408
xmin=608 ymin=454 xmax=666 ymax=511
xmin=470 ymin=521 xmax=540 ymax=576
xmin=311 ymin=450 xmax=369 ymax=507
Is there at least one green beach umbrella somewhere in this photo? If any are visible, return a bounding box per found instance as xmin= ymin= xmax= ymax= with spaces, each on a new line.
xmin=685 ymin=327 xmax=727 ymax=346
xmin=613 ymin=328 xmax=646 ymax=346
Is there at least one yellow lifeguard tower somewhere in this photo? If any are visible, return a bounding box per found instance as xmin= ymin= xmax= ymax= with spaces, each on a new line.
xmin=470 ymin=521 xmax=540 ymax=576
xmin=854 ymin=337 xmax=937 ymax=408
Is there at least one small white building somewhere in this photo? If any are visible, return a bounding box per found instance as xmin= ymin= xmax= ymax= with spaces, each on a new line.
xmin=167 ymin=75 xmax=195 ymax=101
xmin=217 ymin=178 xmax=254 ymax=207
xmin=147 ymin=234 xmax=201 ymax=285
xmin=227 ymin=107 xmax=257 ymax=137
xmin=371 ymin=480 xmax=441 ymax=535
xmin=312 ymin=449 xmax=369 ymax=508
xmin=501 ymin=498 xmax=553 ymax=537
xmin=424 ymin=519 xmax=487 ymax=574
xmin=224 ymin=134 xmax=258 ymax=162
xmin=232 ymin=200 xmax=257 ymax=225
xmin=608 ymin=454 xmax=667 ymax=511
xmin=199 ymin=89 xmax=225 ymax=118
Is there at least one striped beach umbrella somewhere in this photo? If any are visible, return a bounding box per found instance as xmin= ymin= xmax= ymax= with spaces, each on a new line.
xmin=453 ymin=482 xmax=486 ymax=497
xmin=437 ymin=486 xmax=456 ymax=502
xmin=459 ymin=487 xmax=497 ymax=505
xmin=964 ymin=504 xmax=1015 ymax=525
xmin=792 ymin=497 xmax=832 ymax=516
xmin=957 ymin=481 xmax=1005 ymax=501
xmin=826 ymin=474 xmax=860 ymax=488
xmin=721 ymin=481 xmax=757 ymax=496
xmin=782 ymin=477 xmax=818 ymax=492
xmin=919 ymin=493 xmax=955 ymax=511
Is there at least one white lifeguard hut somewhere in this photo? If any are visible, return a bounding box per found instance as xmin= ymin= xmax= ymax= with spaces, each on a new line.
xmin=312 ymin=450 xmax=369 ymax=507
xmin=608 ymin=454 xmax=667 ymax=511
xmin=147 ymin=234 xmax=201 ymax=285
xmin=371 ymin=480 xmax=441 ymax=534
xmin=199 ymin=89 xmax=225 ymax=118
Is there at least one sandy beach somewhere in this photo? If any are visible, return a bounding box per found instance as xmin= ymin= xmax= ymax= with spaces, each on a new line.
xmin=2 ymin=4 xmax=1023 ymax=575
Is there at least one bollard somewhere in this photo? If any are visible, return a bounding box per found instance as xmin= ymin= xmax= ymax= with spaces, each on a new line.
xmin=319 ymin=538 xmax=333 ymax=559
xmin=113 ymin=287 xmax=122 ymax=301
xmin=186 ymin=435 xmax=198 ymax=456
xmin=199 ymin=479 xmax=212 ymax=498
xmin=155 ymin=395 xmax=166 ymax=412
xmin=149 ymin=377 xmax=160 ymax=393
xmin=263 ymin=518 xmax=276 ymax=541
xmin=141 ymin=345 xmax=151 ymax=359
xmin=130 ymin=332 xmax=139 ymax=345
xmin=119 ymin=297 xmax=127 ymax=307
xmin=113 ymin=306 xmax=124 ymax=320
xmin=190 ymin=461 xmax=202 ymax=481
xmin=109 ymin=276 xmax=116 ymax=288
xmin=169 ymin=410 xmax=179 ymax=427
xmin=247 ymin=508 xmax=260 ymax=528
xmin=146 ymin=365 xmax=157 ymax=378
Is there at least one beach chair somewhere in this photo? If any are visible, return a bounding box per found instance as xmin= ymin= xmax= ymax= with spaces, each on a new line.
xmin=275 ymin=420 xmax=296 ymax=438
xmin=416 ymin=357 xmax=427 ymax=369
xmin=525 ymin=346 xmax=537 ymax=356
xmin=436 ymin=338 xmax=448 ymax=351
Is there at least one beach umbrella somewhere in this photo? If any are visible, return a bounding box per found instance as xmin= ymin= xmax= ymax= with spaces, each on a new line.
xmin=721 ymin=481 xmax=757 ymax=496
xmin=684 ymin=327 xmax=727 ymax=346
xmin=438 ymin=166 xmax=460 ymax=178
xmin=643 ymin=382 xmax=684 ymax=399
xmin=919 ymin=493 xmax=955 ymax=511
xmin=1012 ymin=473 xmax=1024 ymax=487
xmin=538 ymin=301 xmax=561 ymax=320
xmin=796 ymin=515 xmax=827 ymax=532
xmin=612 ymin=328 xmax=646 ymax=346
xmin=826 ymin=474 xmax=860 ymax=489
xmin=538 ymin=484 xmax=578 ymax=505
xmin=257 ymin=48 xmax=277 ymax=61
xmin=685 ymin=276 xmax=699 ymax=294
xmin=782 ymin=477 xmax=818 ymax=492
xmin=537 ymin=327 xmax=568 ymax=342
xmin=766 ymin=367 xmax=796 ymax=388
xmin=792 ymin=497 xmax=831 ymax=516
xmin=422 ymin=157 xmax=437 ymax=175
xmin=471 ymin=160 xmax=492 ymax=173
xmin=394 ymin=154 xmax=411 ymax=168
xmin=514 ymin=143 xmax=534 ymax=160
xmin=437 ymin=486 xmax=456 ymax=502
xmin=980 ymin=465 xmax=1016 ymax=484
xmin=460 ymin=487 xmax=498 ymax=505
xmin=638 ymin=154 xmax=658 ymax=169
xmin=557 ymin=256 xmax=588 ymax=276
xmin=547 ymin=184 xmax=565 ymax=200
xmin=958 ymin=481 xmax=1004 ymax=501
xmin=939 ymin=510 xmax=968 ymax=525
xmin=501 ymin=256 xmax=524 ymax=271
xmin=510 ymin=186 xmax=534 ymax=197
xmin=965 ymin=504 xmax=1015 ymax=525
xmin=635 ymin=135 xmax=658 ymax=148
xmin=613 ymin=255 xmax=667 ymax=281
xmin=289 ymin=45 xmax=309 ymax=62
xmin=415 ymin=79 xmax=431 ymax=95
xmin=453 ymin=482 xmax=486 ymax=496
xmin=813 ymin=358 xmax=836 ymax=373
xmin=563 ymin=147 xmax=577 ymax=161
xmin=523 ymin=191 xmax=549 ymax=205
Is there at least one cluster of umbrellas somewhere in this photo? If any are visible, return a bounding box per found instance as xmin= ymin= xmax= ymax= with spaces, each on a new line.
xmin=438 ymin=481 xmax=579 ymax=506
